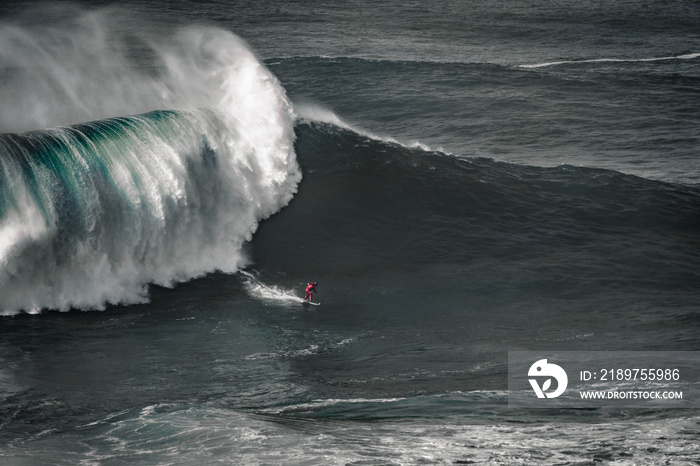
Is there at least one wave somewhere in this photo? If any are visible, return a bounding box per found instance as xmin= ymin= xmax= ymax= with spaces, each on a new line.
xmin=0 ymin=9 xmax=300 ymax=314
xmin=251 ymin=120 xmax=700 ymax=294
xmin=270 ymin=51 xmax=700 ymax=72
xmin=519 ymin=52 xmax=700 ymax=69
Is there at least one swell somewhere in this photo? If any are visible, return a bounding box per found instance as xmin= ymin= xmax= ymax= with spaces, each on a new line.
xmin=269 ymin=55 xmax=700 ymax=187
xmin=268 ymin=52 xmax=700 ymax=71
xmin=0 ymin=9 xmax=300 ymax=314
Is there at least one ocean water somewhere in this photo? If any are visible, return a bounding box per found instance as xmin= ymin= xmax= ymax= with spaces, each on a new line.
xmin=1 ymin=1 xmax=699 ymax=464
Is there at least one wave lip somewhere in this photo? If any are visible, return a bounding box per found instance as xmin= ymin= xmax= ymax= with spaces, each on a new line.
xmin=295 ymin=102 xmax=435 ymax=152
xmin=0 ymin=19 xmax=300 ymax=314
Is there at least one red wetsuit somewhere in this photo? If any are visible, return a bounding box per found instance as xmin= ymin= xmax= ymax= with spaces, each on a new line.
xmin=304 ymin=282 xmax=317 ymax=301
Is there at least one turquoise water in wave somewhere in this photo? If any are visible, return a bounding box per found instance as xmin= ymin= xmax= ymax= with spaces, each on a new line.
xmin=1 ymin=1 xmax=699 ymax=464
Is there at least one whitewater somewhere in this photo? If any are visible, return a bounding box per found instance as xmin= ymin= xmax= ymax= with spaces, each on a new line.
xmin=0 ymin=11 xmax=301 ymax=314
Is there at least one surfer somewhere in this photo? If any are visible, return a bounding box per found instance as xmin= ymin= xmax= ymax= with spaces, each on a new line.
xmin=303 ymin=282 xmax=317 ymax=302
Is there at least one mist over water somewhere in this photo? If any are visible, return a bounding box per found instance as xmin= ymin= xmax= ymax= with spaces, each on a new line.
xmin=0 ymin=5 xmax=301 ymax=313
xmin=0 ymin=4 xmax=260 ymax=133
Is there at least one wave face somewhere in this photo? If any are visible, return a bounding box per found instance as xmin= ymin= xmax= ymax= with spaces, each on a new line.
xmin=254 ymin=120 xmax=700 ymax=312
xmin=0 ymin=8 xmax=300 ymax=314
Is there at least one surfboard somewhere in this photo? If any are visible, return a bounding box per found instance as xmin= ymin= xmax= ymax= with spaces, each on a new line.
xmin=303 ymin=301 xmax=321 ymax=306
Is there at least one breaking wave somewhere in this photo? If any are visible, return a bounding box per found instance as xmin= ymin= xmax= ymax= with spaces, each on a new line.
xmin=0 ymin=7 xmax=300 ymax=314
